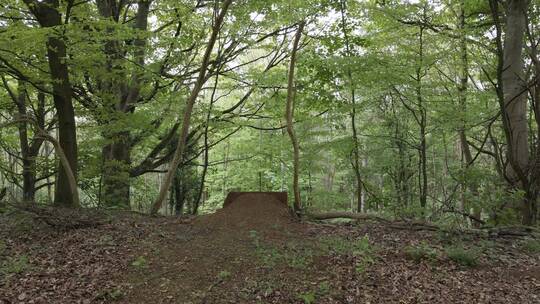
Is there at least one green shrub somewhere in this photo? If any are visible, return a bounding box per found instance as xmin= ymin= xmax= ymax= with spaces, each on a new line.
xmin=445 ymin=245 xmax=479 ymax=267
xmin=404 ymin=242 xmax=438 ymax=263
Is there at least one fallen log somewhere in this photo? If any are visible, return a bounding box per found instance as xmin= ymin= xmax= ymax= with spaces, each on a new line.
xmin=307 ymin=211 xmax=539 ymax=238
xmin=307 ymin=212 xmax=390 ymax=223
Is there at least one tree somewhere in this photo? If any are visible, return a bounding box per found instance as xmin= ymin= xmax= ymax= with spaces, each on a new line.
xmin=24 ymin=0 xmax=78 ymax=207
xmin=490 ymin=0 xmax=537 ymax=225
xmin=286 ymin=21 xmax=305 ymax=214
xmin=151 ymin=0 xmax=233 ymax=215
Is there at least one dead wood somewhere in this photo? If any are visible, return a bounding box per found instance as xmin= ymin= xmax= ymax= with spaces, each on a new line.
xmin=307 ymin=211 xmax=539 ymax=238
xmin=307 ymin=212 xmax=390 ymax=223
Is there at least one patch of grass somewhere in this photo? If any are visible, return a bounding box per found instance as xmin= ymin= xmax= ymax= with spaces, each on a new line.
xmin=0 ymin=240 xmax=5 ymax=255
xmin=404 ymin=242 xmax=438 ymax=263
xmin=521 ymin=239 xmax=540 ymax=253
xmin=319 ymin=235 xmax=373 ymax=256
xmin=1 ymin=254 xmax=30 ymax=275
xmin=96 ymin=235 xmax=115 ymax=246
xmin=96 ymin=287 xmax=124 ymax=301
xmin=240 ymin=279 xmax=283 ymax=300
xmin=284 ymin=242 xmax=313 ymax=269
xmin=257 ymin=247 xmax=282 ymax=268
xmin=297 ymin=291 xmax=316 ymax=304
xmin=317 ymin=281 xmax=330 ymax=296
xmin=255 ymin=244 xmax=314 ymax=270
xmin=320 ymin=235 xmax=375 ymax=274
xmin=355 ymin=254 xmax=375 ymax=274
xmin=445 ymin=245 xmax=479 ymax=267
xmin=250 ymin=233 xmax=314 ymax=269
xmin=217 ymin=270 xmax=231 ymax=281
xmin=130 ymin=256 xmax=147 ymax=268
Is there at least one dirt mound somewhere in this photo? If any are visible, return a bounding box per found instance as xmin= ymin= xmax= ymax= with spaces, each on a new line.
xmin=195 ymin=193 xmax=294 ymax=230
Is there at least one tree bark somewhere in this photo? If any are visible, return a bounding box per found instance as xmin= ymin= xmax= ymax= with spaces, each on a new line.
xmin=415 ymin=25 xmax=428 ymax=214
xmin=194 ymin=75 xmax=219 ymax=214
xmin=502 ymin=0 xmax=533 ymax=225
xmin=150 ymin=0 xmax=232 ymax=215
xmin=491 ymin=0 xmax=533 ymax=225
xmin=339 ymin=0 xmax=364 ymax=213
xmin=97 ymin=0 xmax=152 ymax=209
xmin=286 ymin=22 xmax=305 ymax=214
xmin=15 ymin=82 xmax=36 ymax=202
xmin=457 ymin=1 xmax=481 ymax=226
xmin=503 ymin=0 xmax=529 ymax=182
xmin=24 ymin=0 xmax=79 ymax=207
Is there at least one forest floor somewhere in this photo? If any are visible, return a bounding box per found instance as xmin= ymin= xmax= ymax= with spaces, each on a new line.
xmin=1 ymin=194 xmax=539 ymax=304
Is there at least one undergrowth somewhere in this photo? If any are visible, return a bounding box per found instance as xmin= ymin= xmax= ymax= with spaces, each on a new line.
xmin=445 ymin=245 xmax=480 ymax=267
xmin=404 ymin=242 xmax=438 ymax=263
xmin=521 ymin=239 xmax=540 ymax=254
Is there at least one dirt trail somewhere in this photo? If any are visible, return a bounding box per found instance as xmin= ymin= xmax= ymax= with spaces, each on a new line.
xmin=1 ymin=194 xmax=539 ymax=303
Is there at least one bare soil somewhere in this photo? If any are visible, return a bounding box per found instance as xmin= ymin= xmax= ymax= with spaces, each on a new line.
xmin=0 ymin=195 xmax=539 ymax=303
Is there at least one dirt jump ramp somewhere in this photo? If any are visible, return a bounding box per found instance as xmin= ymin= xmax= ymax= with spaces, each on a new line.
xmin=223 ymin=192 xmax=288 ymax=207
xmin=196 ymin=192 xmax=292 ymax=230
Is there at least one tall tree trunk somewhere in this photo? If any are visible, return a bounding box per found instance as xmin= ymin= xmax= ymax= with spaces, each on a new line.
xmin=491 ymin=0 xmax=533 ymax=224
xmin=173 ymin=173 xmax=184 ymax=215
xmin=101 ymin=138 xmax=131 ymax=208
xmin=194 ymin=75 xmax=219 ymax=214
xmin=97 ymin=0 xmax=151 ymax=209
xmin=503 ymin=0 xmax=532 ymax=225
xmin=503 ymin=0 xmax=529 ymax=181
xmin=457 ymin=1 xmax=481 ymax=226
xmin=24 ymin=0 xmax=79 ymax=207
xmin=416 ymin=26 xmax=428 ymax=214
xmin=339 ymin=0 xmax=363 ymax=213
xmin=15 ymin=81 xmax=35 ymax=202
xmin=151 ymin=0 xmax=232 ymax=214
xmin=285 ymin=22 xmax=305 ymax=214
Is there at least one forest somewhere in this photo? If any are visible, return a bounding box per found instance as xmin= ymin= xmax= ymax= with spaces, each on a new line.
xmin=0 ymin=0 xmax=540 ymax=303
